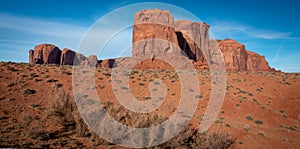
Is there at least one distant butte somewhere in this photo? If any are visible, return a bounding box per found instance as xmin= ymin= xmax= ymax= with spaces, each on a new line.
xmin=28 ymin=9 xmax=276 ymax=72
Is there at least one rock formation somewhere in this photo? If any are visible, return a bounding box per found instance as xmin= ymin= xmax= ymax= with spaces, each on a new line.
xmin=29 ymin=50 xmax=34 ymax=64
xmin=131 ymin=9 xmax=274 ymax=71
xmin=246 ymin=51 xmax=273 ymax=71
xmin=28 ymin=9 xmax=276 ymax=71
xmin=73 ymin=53 xmax=87 ymax=66
xmin=216 ymin=39 xmax=274 ymax=71
xmin=100 ymin=59 xmax=116 ymax=68
xmin=132 ymin=9 xmax=179 ymax=57
xmin=60 ymin=48 xmax=76 ymax=65
xmin=30 ymin=44 xmax=61 ymax=64
xmin=29 ymin=44 xmax=98 ymax=67
xmin=86 ymin=55 xmax=98 ymax=67
xmin=175 ymin=20 xmax=210 ymax=63
xmin=217 ymin=39 xmax=248 ymax=71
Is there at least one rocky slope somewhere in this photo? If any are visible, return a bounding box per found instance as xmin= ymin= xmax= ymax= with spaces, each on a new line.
xmin=0 ymin=62 xmax=299 ymax=148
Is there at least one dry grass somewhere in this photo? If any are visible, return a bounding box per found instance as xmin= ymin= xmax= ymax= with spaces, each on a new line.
xmin=45 ymin=90 xmax=235 ymax=148
xmin=1 ymin=87 xmax=234 ymax=148
xmin=159 ymin=128 xmax=235 ymax=148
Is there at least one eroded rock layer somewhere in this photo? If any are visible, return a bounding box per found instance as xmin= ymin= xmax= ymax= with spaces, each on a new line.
xmin=28 ymin=9 xmax=275 ymax=71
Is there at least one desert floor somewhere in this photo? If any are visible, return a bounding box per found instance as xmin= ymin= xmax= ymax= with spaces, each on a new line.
xmin=0 ymin=62 xmax=299 ymax=148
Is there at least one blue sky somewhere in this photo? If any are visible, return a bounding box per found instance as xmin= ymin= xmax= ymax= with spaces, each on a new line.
xmin=0 ymin=0 xmax=299 ymax=72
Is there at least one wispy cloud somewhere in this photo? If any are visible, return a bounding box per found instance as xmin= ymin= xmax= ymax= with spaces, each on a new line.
xmin=210 ymin=21 xmax=291 ymax=40
xmin=0 ymin=12 xmax=135 ymax=61
xmin=0 ymin=13 xmax=87 ymax=39
xmin=0 ymin=13 xmax=90 ymax=62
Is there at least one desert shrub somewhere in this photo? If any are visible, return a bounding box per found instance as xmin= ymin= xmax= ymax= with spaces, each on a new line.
xmin=258 ymin=131 xmax=266 ymax=137
xmin=7 ymin=66 xmax=18 ymax=72
xmin=48 ymin=91 xmax=104 ymax=140
xmin=34 ymin=78 xmax=42 ymax=82
xmin=7 ymin=82 xmax=16 ymax=87
xmin=245 ymin=114 xmax=253 ymax=121
xmin=61 ymin=71 xmax=72 ymax=75
xmin=73 ymin=111 xmax=89 ymax=137
xmin=144 ymin=96 xmax=151 ymax=100
xmin=48 ymin=91 xmax=76 ymax=127
xmin=29 ymin=73 xmax=39 ymax=78
xmin=103 ymin=72 xmax=111 ymax=77
xmin=138 ymin=83 xmax=145 ymax=86
xmin=54 ymin=83 xmax=63 ymax=89
xmin=225 ymin=124 xmax=231 ymax=127
xmin=23 ymin=89 xmax=36 ymax=94
xmin=204 ymin=132 xmax=235 ymax=149
xmin=132 ymin=70 xmax=139 ymax=74
xmin=254 ymin=120 xmax=263 ymax=125
xmin=252 ymin=98 xmax=258 ymax=103
xmin=195 ymin=94 xmax=203 ymax=99
xmin=98 ymin=84 xmax=105 ymax=89
xmin=159 ymin=130 xmax=235 ymax=148
xmin=46 ymin=90 xmax=235 ymax=148
xmin=99 ymin=101 xmax=235 ymax=148
xmin=256 ymin=88 xmax=262 ymax=92
xmin=47 ymin=78 xmax=57 ymax=82
xmin=286 ymin=126 xmax=297 ymax=131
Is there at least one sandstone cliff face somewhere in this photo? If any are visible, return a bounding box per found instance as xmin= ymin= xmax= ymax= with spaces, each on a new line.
xmin=217 ymin=39 xmax=274 ymax=71
xmin=218 ymin=39 xmax=248 ymax=71
xmin=175 ymin=20 xmax=210 ymax=63
xmin=29 ymin=50 xmax=34 ymax=64
xmin=70 ymin=53 xmax=99 ymax=67
xmin=246 ymin=51 xmax=272 ymax=71
xmin=132 ymin=9 xmax=179 ymax=57
xmin=29 ymin=44 xmax=98 ymax=66
xmin=31 ymin=44 xmax=61 ymax=64
xmin=60 ymin=48 xmax=76 ymax=65
xmin=28 ymin=9 xmax=275 ymax=71
xmin=86 ymin=55 xmax=98 ymax=67
xmin=130 ymin=9 xmax=274 ymax=71
xmin=100 ymin=59 xmax=116 ymax=68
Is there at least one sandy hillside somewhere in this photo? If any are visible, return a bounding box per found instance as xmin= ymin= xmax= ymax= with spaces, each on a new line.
xmin=0 ymin=62 xmax=299 ymax=148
